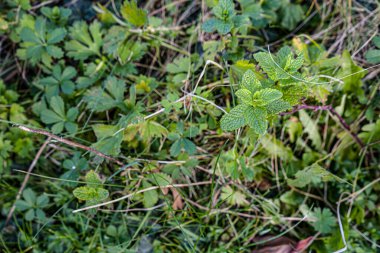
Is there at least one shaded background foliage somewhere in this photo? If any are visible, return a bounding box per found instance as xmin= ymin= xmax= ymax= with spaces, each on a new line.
xmin=0 ymin=0 xmax=379 ymax=252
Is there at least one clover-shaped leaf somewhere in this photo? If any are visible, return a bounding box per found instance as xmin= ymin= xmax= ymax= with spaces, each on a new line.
xmin=17 ymin=17 xmax=66 ymax=66
xmin=15 ymin=188 xmax=49 ymax=221
xmin=168 ymin=122 xmax=198 ymax=157
xmin=39 ymin=65 xmax=77 ymax=98
xmin=40 ymin=96 xmax=78 ymax=134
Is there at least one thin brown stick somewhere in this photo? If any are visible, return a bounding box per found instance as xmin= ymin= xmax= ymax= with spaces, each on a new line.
xmin=17 ymin=125 xmax=124 ymax=166
xmin=73 ymin=180 xmax=212 ymax=213
xmin=5 ymin=137 xmax=51 ymax=225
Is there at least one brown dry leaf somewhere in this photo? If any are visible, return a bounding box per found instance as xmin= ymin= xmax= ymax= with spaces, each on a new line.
xmin=292 ymin=236 xmax=314 ymax=252
xmin=251 ymin=235 xmax=314 ymax=253
xmin=171 ymin=188 xmax=184 ymax=210
xmin=161 ymin=188 xmax=169 ymax=195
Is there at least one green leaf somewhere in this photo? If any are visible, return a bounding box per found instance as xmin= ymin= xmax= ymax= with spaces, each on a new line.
xmin=15 ymin=200 xmax=31 ymax=211
xmin=142 ymin=181 xmax=158 ymax=208
xmin=183 ymin=138 xmax=197 ymax=155
xmin=336 ymin=50 xmax=367 ymax=96
xmin=365 ymin=49 xmax=380 ymax=64
xmin=266 ymin=99 xmax=291 ymax=115
xmin=287 ymin=163 xmax=344 ymax=188
xmin=170 ymin=139 xmax=182 ymax=157
xmin=25 ymin=209 xmax=35 ymax=221
xmin=121 ymin=1 xmax=148 ymax=27
xmin=253 ymin=88 xmax=283 ymax=106
xmin=311 ymin=208 xmax=336 ymax=234
xmin=85 ymin=170 xmax=102 ymax=187
xmin=20 ymin=27 xmax=40 ymax=43
xmin=22 ymin=188 xmax=36 ymax=205
xmin=213 ymin=0 xmax=235 ymax=21
xmin=65 ymin=21 xmax=103 ymax=60
xmin=220 ymin=104 xmax=248 ymax=131
xmin=36 ymin=194 xmax=49 ymax=207
xmin=202 ymin=18 xmax=219 ymax=33
xmin=47 ymin=28 xmax=66 ymax=44
xmin=221 ymin=186 xmax=248 ymax=206
xmin=166 ymin=57 xmax=191 ymax=74
xmin=281 ymin=84 xmax=307 ymax=106
xmin=84 ymin=76 xmax=126 ymax=112
xmin=280 ymin=3 xmax=304 ymax=30
xmin=298 ymin=110 xmax=322 ymax=149
xmin=254 ymin=47 xmax=304 ymax=81
xmin=148 ymin=173 xmax=172 ymax=187
xmin=261 ymin=135 xmax=293 ymax=160
xmin=202 ymin=0 xmax=236 ymax=34
xmin=92 ymin=124 xmax=123 ymax=156
xmin=73 ymin=186 xmax=109 ymax=202
xmin=241 ymin=70 xmax=262 ymax=93
xmin=41 ymin=109 xmax=62 ymax=124
xmin=235 ymin=89 xmax=252 ymax=104
xmin=243 ymin=106 xmax=267 ymax=135
xmin=50 ymin=96 xmax=65 ymax=117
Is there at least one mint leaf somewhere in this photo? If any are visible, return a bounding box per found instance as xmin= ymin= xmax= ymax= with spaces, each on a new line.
xmin=235 ymin=89 xmax=252 ymax=104
xmin=253 ymin=88 xmax=283 ymax=106
xmin=266 ymin=99 xmax=291 ymax=115
xmin=220 ymin=104 xmax=248 ymax=131
xmin=243 ymin=106 xmax=267 ymax=135
xmin=241 ymin=69 xmax=262 ymax=93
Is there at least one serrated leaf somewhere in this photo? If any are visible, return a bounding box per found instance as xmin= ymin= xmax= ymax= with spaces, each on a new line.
xmin=241 ymin=70 xmax=262 ymax=93
xmin=235 ymin=89 xmax=252 ymax=104
xmin=221 ymin=186 xmax=248 ymax=206
xmin=47 ymin=28 xmax=66 ymax=44
xmin=84 ymin=76 xmax=126 ymax=112
xmin=281 ymin=84 xmax=307 ymax=106
xmin=73 ymin=186 xmax=109 ymax=202
xmin=121 ymin=0 xmax=148 ymax=27
xmin=253 ymin=88 xmax=283 ymax=106
xmin=220 ymin=104 xmax=248 ymax=131
xmin=287 ymin=163 xmax=344 ymax=188
xmin=65 ymin=21 xmax=103 ymax=60
xmin=213 ymin=0 xmax=235 ymax=20
xmin=266 ymin=99 xmax=291 ymax=115
xmin=85 ymin=170 xmax=102 ymax=187
xmin=311 ymin=208 xmax=336 ymax=234
xmin=298 ymin=110 xmax=322 ymax=149
xmin=243 ymin=106 xmax=267 ymax=135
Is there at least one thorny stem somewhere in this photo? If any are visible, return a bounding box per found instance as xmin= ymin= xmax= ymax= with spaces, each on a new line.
xmin=281 ymin=104 xmax=364 ymax=148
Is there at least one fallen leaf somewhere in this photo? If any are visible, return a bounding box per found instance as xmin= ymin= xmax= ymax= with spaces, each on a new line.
xmin=171 ymin=188 xmax=184 ymax=210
